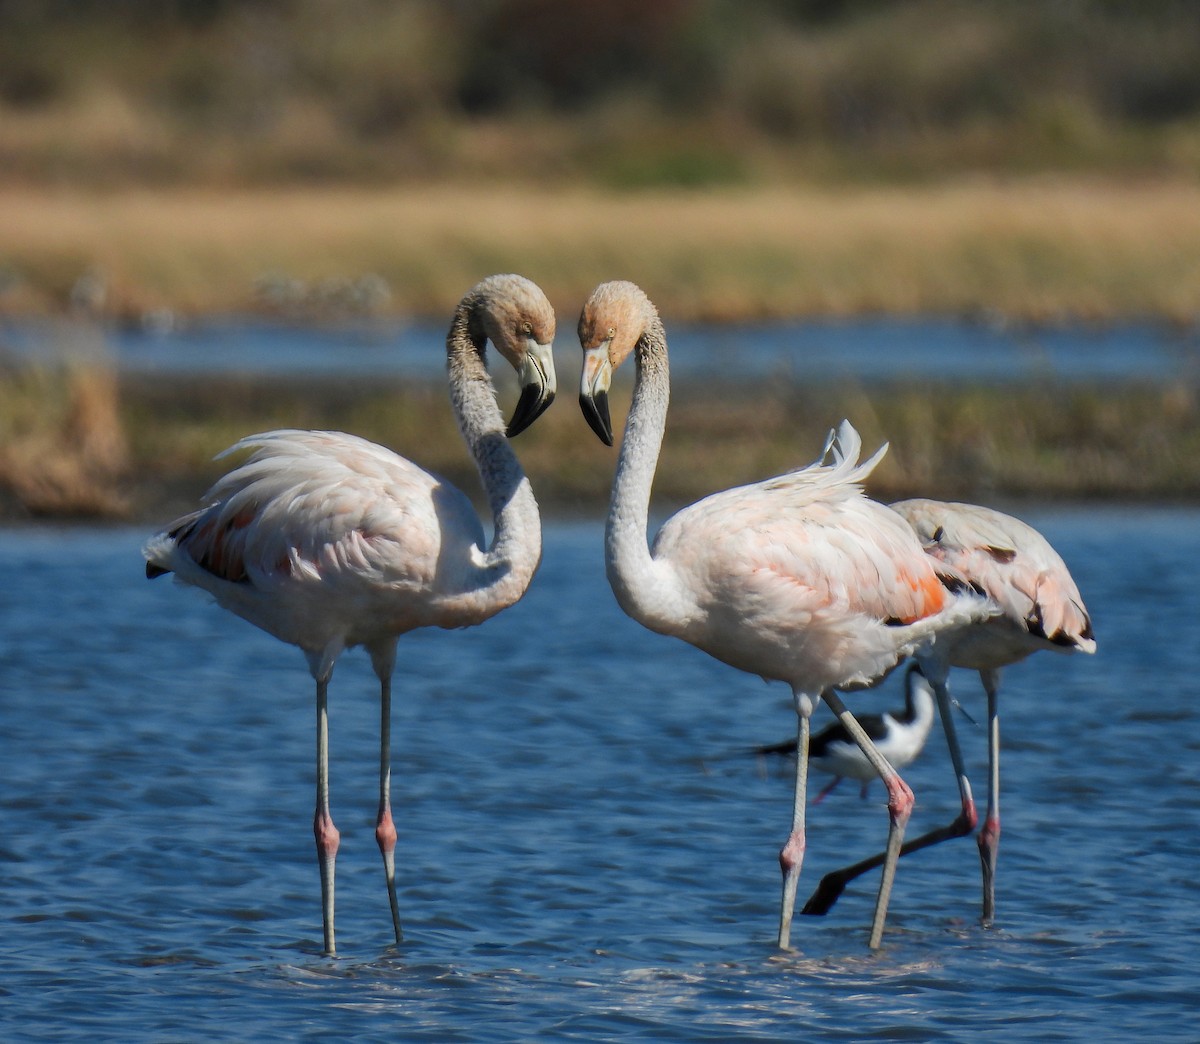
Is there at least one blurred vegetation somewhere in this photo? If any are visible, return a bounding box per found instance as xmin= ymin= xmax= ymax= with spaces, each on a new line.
xmin=1 ymin=0 xmax=1199 ymax=187
xmin=5 ymin=180 xmax=1200 ymax=323
xmin=0 ymin=0 xmax=1197 ymax=517
xmin=0 ymin=357 xmax=128 ymax=517
xmin=0 ymin=364 xmax=1193 ymax=521
xmin=3 ymin=0 xmax=1200 ymax=322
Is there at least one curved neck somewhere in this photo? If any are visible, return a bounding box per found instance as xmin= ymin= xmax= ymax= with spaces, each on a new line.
xmin=605 ymin=317 xmax=681 ymax=627
xmin=445 ymin=306 xmax=542 ymax=613
xmin=905 ymin=682 xmax=936 ymax=729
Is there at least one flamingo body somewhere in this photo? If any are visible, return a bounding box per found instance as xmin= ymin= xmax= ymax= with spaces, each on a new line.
xmin=803 ymin=497 xmax=1095 ymax=924
xmin=646 ymin=465 xmax=968 ymax=692
xmin=146 ymin=430 xmax=500 ymax=661
xmin=893 ymin=498 xmax=1096 ymax=668
xmin=576 ymin=280 xmax=992 ymax=949
xmin=145 ymin=273 xmax=558 ymax=955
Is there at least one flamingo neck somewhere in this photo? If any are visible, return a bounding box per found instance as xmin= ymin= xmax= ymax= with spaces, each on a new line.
xmin=445 ymin=307 xmax=542 ymax=614
xmin=605 ymin=318 xmax=684 ymax=628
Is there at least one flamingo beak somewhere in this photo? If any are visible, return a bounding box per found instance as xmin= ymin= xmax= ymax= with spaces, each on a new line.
xmin=506 ymin=339 xmax=557 ymax=438
xmin=579 ymin=343 xmax=613 ymax=446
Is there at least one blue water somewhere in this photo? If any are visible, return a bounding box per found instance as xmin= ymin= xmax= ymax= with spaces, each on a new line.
xmin=1 ymin=507 xmax=1197 ymax=1040
xmin=1 ymin=314 xmax=1195 ymax=383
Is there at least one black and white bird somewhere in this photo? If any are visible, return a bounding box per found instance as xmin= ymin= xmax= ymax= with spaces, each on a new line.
xmin=756 ymin=664 xmax=937 ymax=804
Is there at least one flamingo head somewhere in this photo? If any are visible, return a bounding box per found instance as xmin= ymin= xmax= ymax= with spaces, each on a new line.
xmin=469 ymin=273 xmax=558 ymax=438
xmin=577 ymin=280 xmax=653 ymax=446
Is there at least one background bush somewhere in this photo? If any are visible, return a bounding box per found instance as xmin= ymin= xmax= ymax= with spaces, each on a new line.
xmin=2 ymin=0 xmax=1199 ymax=187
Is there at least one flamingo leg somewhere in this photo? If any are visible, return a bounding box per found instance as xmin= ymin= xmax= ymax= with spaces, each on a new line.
xmin=313 ymin=673 xmax=340 ymax=956
xmin=375 ymin=672 xmax=403 ymax=944
xmin=801 ymin=672 xmax=977 ymax=917
xmin=821 ymin=690 xmax=914 ymax=950
xmin=777 ymin=692 xmax=812 ymax=949
xmin=978 ymin=669 xmax=1001 ymax=925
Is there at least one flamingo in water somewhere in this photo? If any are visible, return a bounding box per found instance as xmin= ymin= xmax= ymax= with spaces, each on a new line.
xmin=144 ymin=273 xmax=558 ymax=956
xmin=803 ymin=499 xmax=1095 ymax=924
xmin=576 ymin=280 xmax=992 ymax=949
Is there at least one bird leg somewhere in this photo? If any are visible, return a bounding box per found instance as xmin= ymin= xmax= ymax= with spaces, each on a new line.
xmin=313 ymin=673 xmax=340 ymax=956
xmin=376 ymin=672 xmax=403 ymax=945
xmin=801 ymin=672 xmax=977 ymax=917
xmin=821 ymin=690 xmax=914 ymax=950
xmin=978 ymin=670 xmax=1001 ymax=925
xmin=813 ymin=776 xmax=843 ymax=805
xmin=777 ymin=692 xmax=812 ymax=949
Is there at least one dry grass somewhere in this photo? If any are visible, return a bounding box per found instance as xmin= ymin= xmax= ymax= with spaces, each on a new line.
xmin=3 ymin=180 xmax=1200 ymax=322
xmin=0 ymin=359 xmax=129 ymax=517
xmin=0 ymin=359 xmax=1193 ymax=522
xmin=111 ymin=371 xmax=1200 ymax=528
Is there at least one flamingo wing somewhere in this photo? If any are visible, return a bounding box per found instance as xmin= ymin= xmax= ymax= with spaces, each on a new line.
xmin=660 ymin=421 xmax=949 ymax=629
xmin=652 ymin=441 xmax=970 ymax=689
xmin=156 ymin=430 xmax=485 ymax=600
xmin=892 ymin=498 xmax=1095 ymax=651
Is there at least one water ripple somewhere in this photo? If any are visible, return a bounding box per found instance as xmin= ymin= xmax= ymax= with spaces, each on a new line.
xmin=0 ymin=510 xmax=1198 ymax=1040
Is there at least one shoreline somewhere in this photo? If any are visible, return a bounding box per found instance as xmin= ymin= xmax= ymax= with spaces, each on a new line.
xmin=0 ymin=368 xmax=1195 ymax=523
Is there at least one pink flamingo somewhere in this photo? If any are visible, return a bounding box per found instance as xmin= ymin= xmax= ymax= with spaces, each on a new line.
xmin=803 ymin=498 xmax=1096 ymax=924
xmin=144 ymin=274 xmax=557 ymax=956
xmin=576 ymin=280 xmax=992 ymax=949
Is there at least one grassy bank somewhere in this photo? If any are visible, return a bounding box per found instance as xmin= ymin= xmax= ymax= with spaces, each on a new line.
xmin=4 ymin=181 xmax=1200 ymax=324
xmin=116 ymin=373 xmax=1200 ymax=519
xmin=2 ymin=363 xmax=1192 ymax=523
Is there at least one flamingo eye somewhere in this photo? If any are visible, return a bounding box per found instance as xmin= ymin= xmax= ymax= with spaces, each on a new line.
xmin=607 ymin=326 xmax=616 ymax=338
xmin=520 ymin=320 xmax=533 ymax=336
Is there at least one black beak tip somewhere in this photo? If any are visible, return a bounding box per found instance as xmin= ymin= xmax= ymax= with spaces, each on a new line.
xmin=506 ymin=385 xmax=555 ymax=438
xmin=579 ymin=391 xmax=613 ymax=447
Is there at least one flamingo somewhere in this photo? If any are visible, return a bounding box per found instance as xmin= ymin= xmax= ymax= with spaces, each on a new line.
xmin=143 ymin=273 xmax=558 ymax=956
xmin=576 ymin=280 xmax=992 ymax=949
xmin=802 ymin=498 xmax=1096 ymax=925
xmin=756 ymin=663 xmax=937 ymax=805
